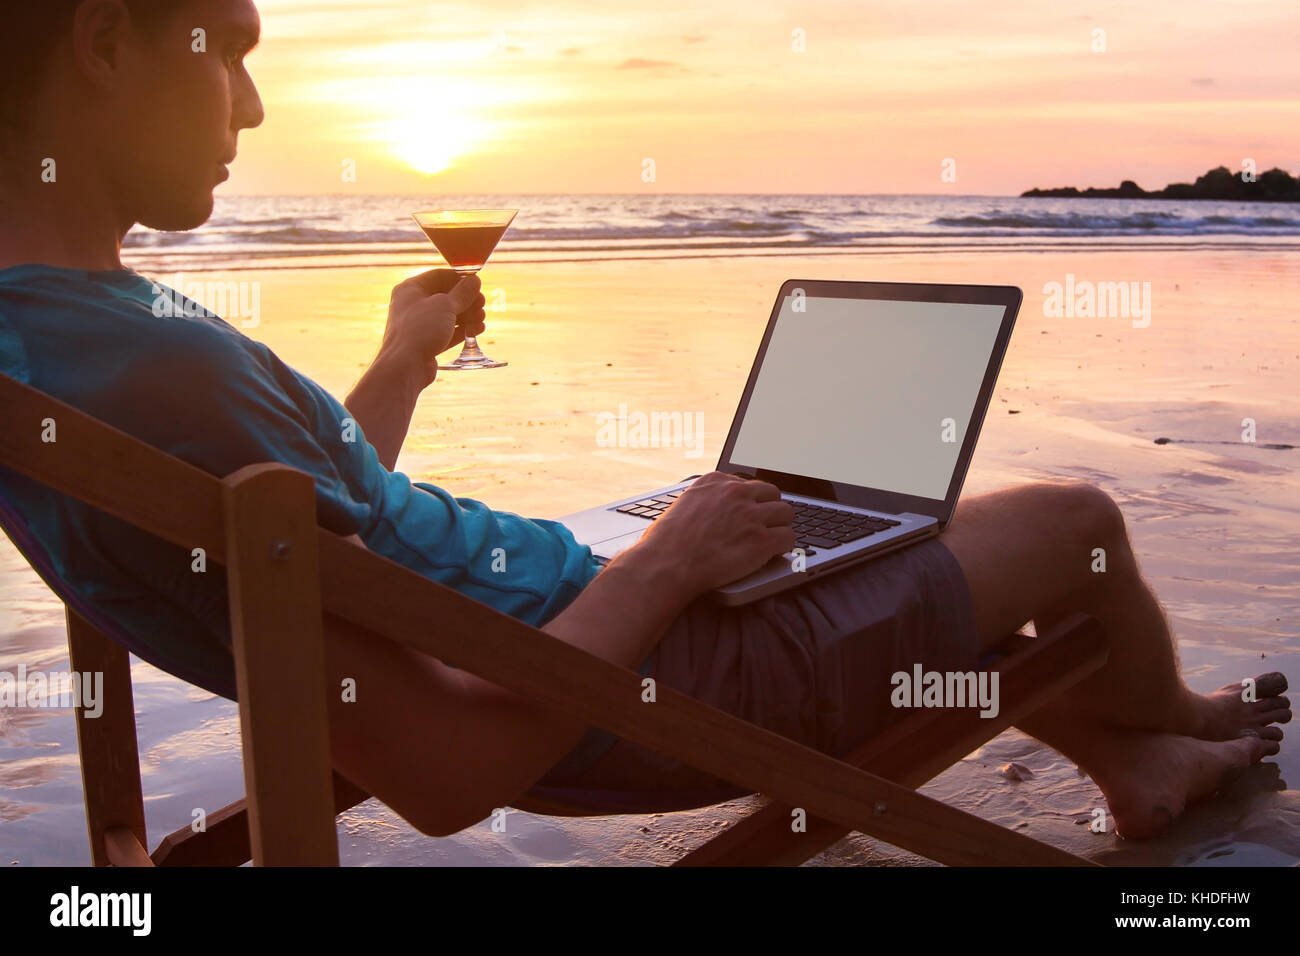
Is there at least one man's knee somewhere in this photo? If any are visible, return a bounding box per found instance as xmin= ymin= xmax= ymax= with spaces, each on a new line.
xmin=1053 ymin=480 xmax=1128 ymax=553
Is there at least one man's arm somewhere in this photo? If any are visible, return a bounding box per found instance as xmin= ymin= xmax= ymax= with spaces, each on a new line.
xmin=343 ymin=271 xmax=484 ymax=471
xmin=323 ymin=473 xmax=793 ymax=837
xmin=343 ymin=347 xmax=424 ymax=471
xmin=322 ymin=538 xmax=696 ymax=836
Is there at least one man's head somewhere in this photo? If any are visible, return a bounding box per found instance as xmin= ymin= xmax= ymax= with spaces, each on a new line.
xmin=1 ymin=0 xmax=264 ymax=232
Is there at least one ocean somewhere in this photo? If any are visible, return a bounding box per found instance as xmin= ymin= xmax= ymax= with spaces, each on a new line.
xmin=120 ymin=193 xmax=1300 ymax=273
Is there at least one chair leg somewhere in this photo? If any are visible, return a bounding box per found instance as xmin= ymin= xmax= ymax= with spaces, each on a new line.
xmin=65 ymin=608 xmax=149 ymax=866
xmin=222 ymin=464 xmax=340 ymax=866
xmin=151 ymin=771 xmax=369 ymax=867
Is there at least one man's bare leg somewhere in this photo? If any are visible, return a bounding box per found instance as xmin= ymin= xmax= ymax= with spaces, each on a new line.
xmin=939 ymin=481 xmax=1289 ymax=837
xmin=1013 ymin=698 xmax=1280 ymax=838
xmin=941 ymin=481 xmax=1291 ymax=738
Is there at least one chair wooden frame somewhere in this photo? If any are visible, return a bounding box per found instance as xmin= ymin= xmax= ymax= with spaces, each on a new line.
xmin=0 ymin=371 xmax=1109 ymax=866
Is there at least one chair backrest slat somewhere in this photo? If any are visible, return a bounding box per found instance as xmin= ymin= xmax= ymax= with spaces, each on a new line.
xmin=0 ymin=372 xmax=228 ymax=560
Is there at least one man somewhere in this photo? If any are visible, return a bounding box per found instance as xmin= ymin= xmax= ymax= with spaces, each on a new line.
xmin=0 ymin=0 xmax=1288 ymax=844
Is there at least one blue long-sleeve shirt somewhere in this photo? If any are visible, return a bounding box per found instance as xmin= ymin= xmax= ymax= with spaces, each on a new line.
xmin=0 ymin=264 xmax=601 ymax=699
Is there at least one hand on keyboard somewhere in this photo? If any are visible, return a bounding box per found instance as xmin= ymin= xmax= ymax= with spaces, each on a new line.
xmin=618 ymin=474 xmax=903 ymax=561
xmin=626 ymin=471 xmax=797 ymax=596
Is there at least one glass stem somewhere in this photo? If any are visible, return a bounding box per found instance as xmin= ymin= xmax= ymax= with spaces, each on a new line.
xmin=457 ymin=335 xmax=488 ymax=361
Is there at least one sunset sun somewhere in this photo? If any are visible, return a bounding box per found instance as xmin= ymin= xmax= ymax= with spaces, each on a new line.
xmin=389 ymin=115 xmax=467 ymax=175
xmin=371 ymin=80 xmax=497 ymax=176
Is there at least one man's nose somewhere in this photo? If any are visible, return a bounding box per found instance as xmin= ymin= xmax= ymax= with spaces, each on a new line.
xmin=234 ymin=76 xmax=265 ymax=131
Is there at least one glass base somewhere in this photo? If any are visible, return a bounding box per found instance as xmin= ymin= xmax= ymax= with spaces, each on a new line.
xmin=440 ymin=355 xmax=507 ymax=370
xmin=439 ymin=336 xmax=506 ymax=370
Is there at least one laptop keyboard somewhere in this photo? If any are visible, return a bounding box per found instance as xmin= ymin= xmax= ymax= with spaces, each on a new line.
xmin=614 ymin=493 xmax=901 ymax=555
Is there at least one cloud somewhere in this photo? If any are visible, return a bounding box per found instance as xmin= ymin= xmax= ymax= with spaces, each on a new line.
xmin=682 ymin=34 xmax=707 ymax=44
xmin=560 ymin=47 xmax=583 ymax=56
xmin=1191 ymin=77 xmax=1215 ymax=87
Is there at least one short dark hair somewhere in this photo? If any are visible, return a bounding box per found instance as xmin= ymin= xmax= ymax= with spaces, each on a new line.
xmin=0 ymin=0 xmax=186 ymax=140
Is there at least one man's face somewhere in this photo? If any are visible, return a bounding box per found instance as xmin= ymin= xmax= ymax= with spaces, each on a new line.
xmin=109 ymin=0 xmax=263 ymax=231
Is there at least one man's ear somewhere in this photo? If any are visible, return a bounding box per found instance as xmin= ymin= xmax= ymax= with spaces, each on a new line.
xmin=72 ymin=0 xmax=132 ymax=91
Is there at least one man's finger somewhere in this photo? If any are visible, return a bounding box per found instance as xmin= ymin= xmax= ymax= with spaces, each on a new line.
xmin=755 ymin=499 xmax=796 ymax=527
xmin=396 ymin=268 xmax=460 ymax=298
xmin=742 ymin=480 xmax=783 ymax=502
xmin=440 ymin=274 xmax=482 ymax=313
xmin=696 ymin=470 xmax=738 ymax=486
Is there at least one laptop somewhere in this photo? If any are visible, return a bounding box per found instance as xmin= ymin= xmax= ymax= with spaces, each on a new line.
xmin=559 ymin=279 xmax=1021 ymax=605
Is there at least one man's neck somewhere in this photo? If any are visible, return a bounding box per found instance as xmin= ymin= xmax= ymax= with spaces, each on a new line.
xmin=0 ymin=148 xmax=128 ymax=272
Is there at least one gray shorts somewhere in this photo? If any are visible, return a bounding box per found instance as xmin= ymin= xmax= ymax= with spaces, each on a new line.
xmin=532 ymin=536 xmax=981 ymax=810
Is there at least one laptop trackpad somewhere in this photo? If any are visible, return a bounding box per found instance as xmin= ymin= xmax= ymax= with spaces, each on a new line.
xmin=591 ymin=528 xmax=648 ymax=560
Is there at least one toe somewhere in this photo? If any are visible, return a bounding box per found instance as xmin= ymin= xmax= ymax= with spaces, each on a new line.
xmin=1255 ymin=696 xmax=1292 ymax=724
xmin=1254 ymin=672 xmax=1289 ymax=697
xmin=1236 ymin=729 xmax=1281 ymax=761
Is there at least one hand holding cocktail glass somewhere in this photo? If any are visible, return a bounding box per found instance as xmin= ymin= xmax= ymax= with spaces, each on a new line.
xmin=411 ymin=208 xmax=517 ymax=369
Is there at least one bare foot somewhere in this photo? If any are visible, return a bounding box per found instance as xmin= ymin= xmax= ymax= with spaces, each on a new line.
xmin=1190 ymin=672 xmax=1291 ymax=741
xmin=1084 ymin=728 xmax=1280 ymax=840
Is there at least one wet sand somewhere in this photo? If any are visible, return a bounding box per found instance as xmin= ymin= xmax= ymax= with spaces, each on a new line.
xmin=1 ymin=247 xmax=1297 ymax=864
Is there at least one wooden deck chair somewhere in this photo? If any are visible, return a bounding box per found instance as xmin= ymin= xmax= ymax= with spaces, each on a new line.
xmin=0 ymin=370 xmax=1109 ymax=867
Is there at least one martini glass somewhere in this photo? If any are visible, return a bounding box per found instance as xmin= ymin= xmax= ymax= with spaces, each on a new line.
xmin=412 ymin=208 xmax=517 ymax=370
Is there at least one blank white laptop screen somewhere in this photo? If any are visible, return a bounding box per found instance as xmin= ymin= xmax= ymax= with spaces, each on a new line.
xmin=728 ymin=294 xmax=1006 ymax=501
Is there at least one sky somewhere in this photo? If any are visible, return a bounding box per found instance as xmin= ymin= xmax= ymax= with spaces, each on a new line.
xmin=224 ymin=0 xmax=1300 ymax=195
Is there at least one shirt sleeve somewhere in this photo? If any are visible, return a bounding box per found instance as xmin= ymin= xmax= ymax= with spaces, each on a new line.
xmin=109 ymin=321 xmax=375 ymax=539
xmin=242 ymin=345 xmax=602 ymax=627
xmin=109 ymin=317 xmax=595 ymax=637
